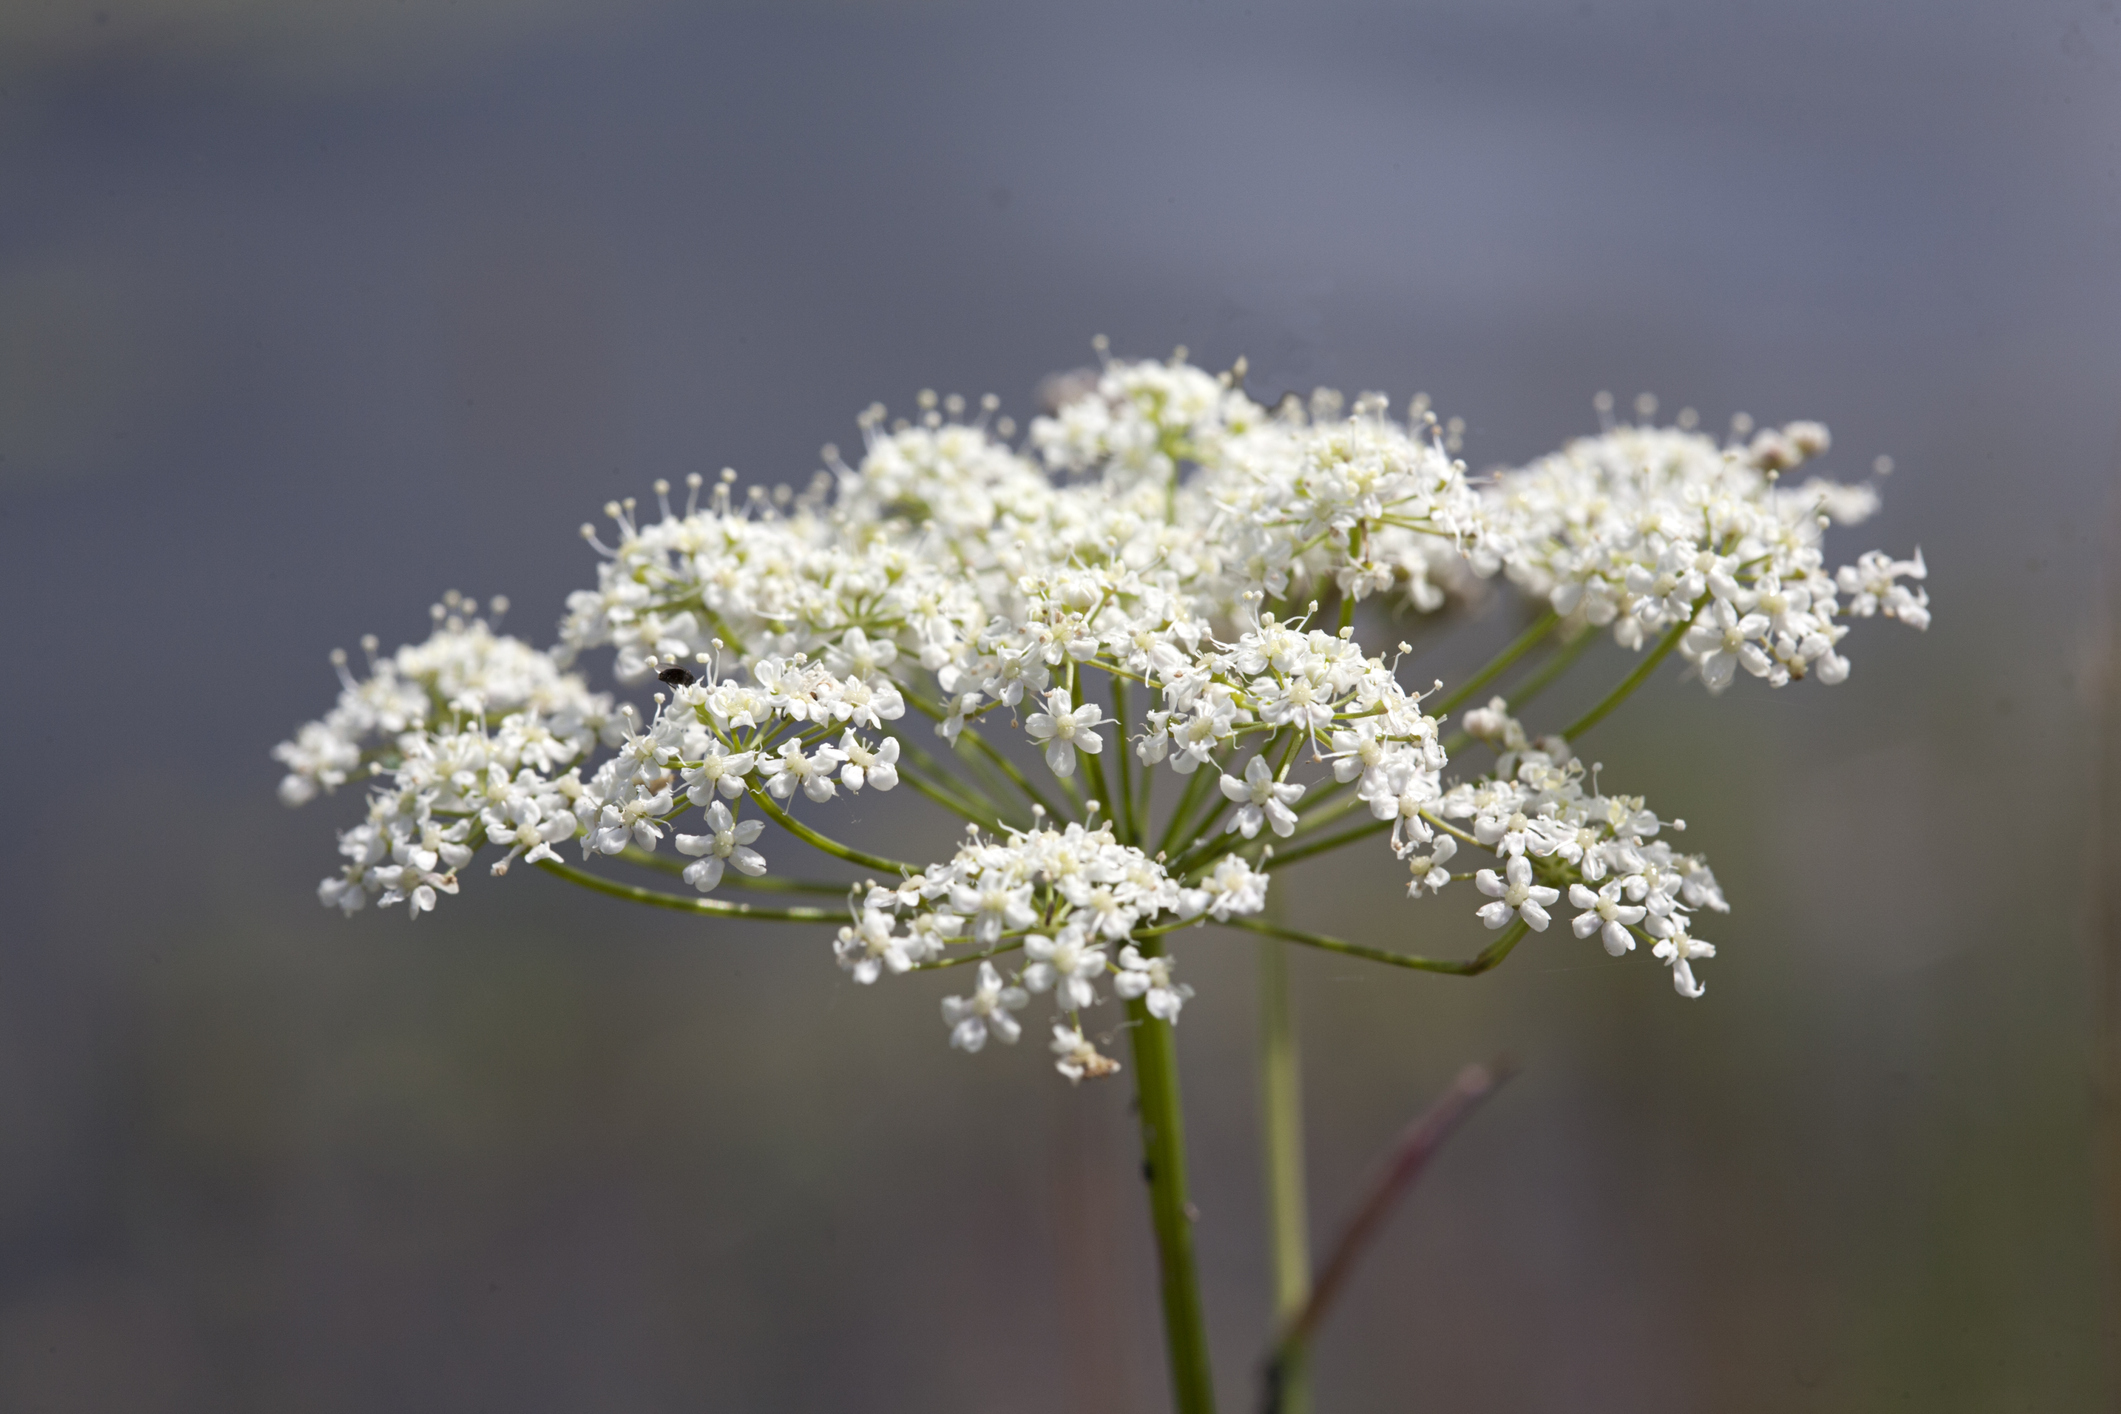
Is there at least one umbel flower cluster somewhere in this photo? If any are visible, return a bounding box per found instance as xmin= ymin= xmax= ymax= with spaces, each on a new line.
xmin=277 ymin=347 xmax=1929 ymax=1081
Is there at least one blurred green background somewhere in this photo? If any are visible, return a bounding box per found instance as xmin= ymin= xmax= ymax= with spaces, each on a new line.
xmin=0 ymin=1 xmax=2113 ymax=1408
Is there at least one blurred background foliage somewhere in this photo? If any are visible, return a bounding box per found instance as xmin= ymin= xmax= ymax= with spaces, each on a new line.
xmin=0 ymin=0 xmax=2114 ymax=1408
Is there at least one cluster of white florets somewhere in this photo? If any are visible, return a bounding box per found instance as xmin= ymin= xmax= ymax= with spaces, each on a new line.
xmin=829 ymin=814 xmax=1269 ymax=1073
xmin=1433 ymin=699 xmax=1726 ymax=996
xmin=279 ymin=348 xmax=1932 ymax=1074
xmin=1488 ymin=413 xmax=1928 ymax=689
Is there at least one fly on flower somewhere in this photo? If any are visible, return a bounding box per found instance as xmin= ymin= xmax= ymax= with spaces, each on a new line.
xmin=657 ymin=665 xmax=697 ymax=688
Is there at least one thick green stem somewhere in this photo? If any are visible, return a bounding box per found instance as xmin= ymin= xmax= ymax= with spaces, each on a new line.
xmin=1129 ymin=964 xmax=1218 ymax=1414
xmin=1560 ymin=598 xmax=1705 ymax=743
xmin=1258 ymin=937 xmax=1311 ymax=1414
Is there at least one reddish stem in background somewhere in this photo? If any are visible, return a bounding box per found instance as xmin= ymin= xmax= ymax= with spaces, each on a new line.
xmin=1259 ymin=1059 xmax=1516 ymax=1414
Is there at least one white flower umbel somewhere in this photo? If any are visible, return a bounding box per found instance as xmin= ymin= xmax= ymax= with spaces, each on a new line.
xmin=280 ymin=348 xmax=1930 ymax=1040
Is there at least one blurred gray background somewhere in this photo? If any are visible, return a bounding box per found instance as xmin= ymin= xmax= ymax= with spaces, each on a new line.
xmin=2 ymin=1 xmax=2116 ymax=1409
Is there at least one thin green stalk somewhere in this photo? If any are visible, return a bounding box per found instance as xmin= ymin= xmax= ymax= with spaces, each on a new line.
xmin=1561 ymin=597 xmax=1704 ymax=742
xmin=1129 ymin=951 xmax=1218 ymax=1414
xmin=746 ymin=787 xmax=919 ymax=875
xmin=907 ymin=690 xmax=1066 ymax=821
xmin=535 ymin=858 xmax=842 ymax=922
xmin=1258 ymin=817 xmax=1391 ymax=872
xmin=887 ymin=724 xmax=1021 ymax=829
xmin=1113 ymin=675 xmax=1138 ymax=846
xmin=1499 ymin=623 xmax=1595 ymax=715
xmin=897 ymin=764 xmax=1000 ymax=828
xmin=1156 ymin=763 xmax=1219 ymax=858
xmin=953 ymin=732 xmax=1041 ymax=827
xmin=1434 ymin=609 xmax=1558 ymax=716
xmin=1286 ymin=783 xmax=1364 ymax=836
xmin=1082 ymin=733 xmax=1116 ymax=830
xmin=908 ymin=940 xmax=1026 ymax=971
xmin=618 ymin=847 xmax=852 ymax=896
xmin=1228 ymin=916 xmax=1531 ymax=976
xmin=1258 ymin=936 xmax=1311 ymax=1414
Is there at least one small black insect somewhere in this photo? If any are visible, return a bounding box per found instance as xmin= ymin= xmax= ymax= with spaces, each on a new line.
xmin=657 ymin=665 xmax=697 ymax=688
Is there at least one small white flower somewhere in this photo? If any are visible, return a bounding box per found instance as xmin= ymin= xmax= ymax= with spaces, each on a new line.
xmin=1569 ymin=880 xmax=1646 ymax=956
xmin=1474 ymin=854 xmax=1560 ymax=931
xmin=763 ymin=738 xmax=847 ymax=803
xmin=1196 ymin=853 xmax=1270 ymax=920
xmin=682 ymin=745 xmax=755 ymax=803
xmin=1114 ymin=944 xmax=1193 ymax=1023
xmin=838 ymin=732 xmax=901 ymax=792
xmin=1404 ymin=833 xmax=1456 ymax=897
xmin=674 ymin=800 xmax=767 ymax=892
xmin=941 ymin=961 xmax=1030 ymax=1051
xmin=1652 ymin=924 xmax=1716 ymax=998
xmin=949 ymin=877 xmax=1037 ymax=946
xmin=1024 ymin=687 xmax=1105 ymax=778
xmin=1021 ymin=926 xmax=1109 ymax=1011
xmin=836 ymin=908 xmax=918 ymax=983
xmin=1219 ymin=753 xmax=1305 ymax=839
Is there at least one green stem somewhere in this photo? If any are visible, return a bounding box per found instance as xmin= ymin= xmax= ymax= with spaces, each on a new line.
xmin=1257 ymin=817 xmax=1391 ymax=872
xmin=907 ymin=689 xmax=1067 ymax=821
xmin=1259 ymin=937 xmax=1311 ymax=1414
xmin=746 ymin=787 xmax=919 ymax=875
xmin=1498 ymin=622 xmax=1595 ymax=715
xmin=1129 ymin=967 xmax=1218 ymax=1414
xmin=1560 ymin=598 xmax=1704 ymax=742
xmin=535 ymin=858 xmax=842 ymax=922
xmin=1113 ymin=675 xmax=1138 ymax=846
xmin=1227 ymin=916 xmax=1531 ymax=976
xmin=1156 ymin=763 xmax=1218 ymax=859
xmin=897 ymin=764 xmax=1000 ymax=828
xmin=888 ymin=724 xmax=1022 ymax=830
xmin=1434 ymin=609 xmax=1558 ymax=716
xmin=618 ymin=847 xmax=852 ymax=895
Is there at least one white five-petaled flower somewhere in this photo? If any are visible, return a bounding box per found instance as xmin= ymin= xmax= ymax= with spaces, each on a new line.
xmin=1219 ymin=753 xmax=1305 ymax=838
xmin=836 ymin=907 xmax=922 ymax=983
xmin=1652 ymin=924 xmax=1716 ymax=998
xmin=1114 ymin=944 xmax=1193 ymax=1022
xmin=1021 ymin=927 xmax=1109 ymax=1011
xmin=675 ymin=800 xmax=767 ymax=892
xmin=1474 ymin=854 xmax=1561 ymax=931
xmin=838 ymin=731 xmax=901 ymax=792
xmin=1683 ymin=599 xmax=1773 ymax=694
xmin=682 ymin=745 xmax=755 ymax=803
xmin=764 ymin=738 xmax=846 ymax=803
xmin=942 ymin=961 xmax=1030 ymax=1051
xmin=1404 ymin=834 xmax=1456 ymax=896
xmin=1024 ymin=687 xmax=1105 ymax=778
xmin=1569 ymin=880 xmax=1646 ymax=956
